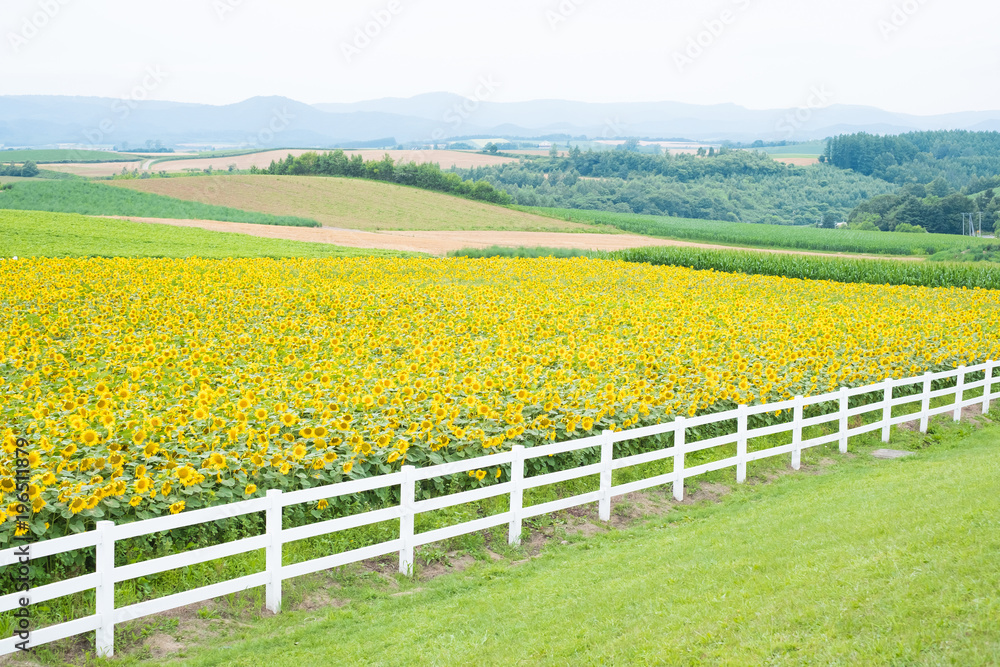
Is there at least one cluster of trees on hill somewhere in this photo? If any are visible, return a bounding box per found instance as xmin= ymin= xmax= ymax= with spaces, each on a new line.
xmin=115 ymin=139 xmax=174 ymax=153
xmin=458 ymin=148 xmax=893 ymax=225
xmin=847 ymin=181 xmax=997 ymax=234
xmin=824 ymin=130 xmax=1000 ymax=235
xmin=0 ymin=161 xmax=38 ymax=177
xmin=251 ymin=151 xmax=512 ymax=205
xmin=824 ymin=130 xmax=1000 ymax=188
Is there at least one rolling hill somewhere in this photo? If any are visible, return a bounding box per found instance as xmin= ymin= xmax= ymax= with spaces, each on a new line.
xmin=107 ymin=175 xmax=598 ymax=232
xmin=0 ymin=209 xmax=412 ymax=258
xmin=0 ymin=180 xmax=318 ymax=226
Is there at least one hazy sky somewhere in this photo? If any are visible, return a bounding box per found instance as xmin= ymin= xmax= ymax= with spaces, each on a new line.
xmin=2 ymin=0 xmax=997 ymax=114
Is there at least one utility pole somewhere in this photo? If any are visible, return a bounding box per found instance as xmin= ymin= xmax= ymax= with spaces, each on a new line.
xmin=961 ymin=212 xmax=982 ymax=237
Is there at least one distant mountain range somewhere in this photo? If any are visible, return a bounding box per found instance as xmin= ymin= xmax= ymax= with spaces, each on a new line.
xmin=2 ymin=93 xmax=999 ymax=150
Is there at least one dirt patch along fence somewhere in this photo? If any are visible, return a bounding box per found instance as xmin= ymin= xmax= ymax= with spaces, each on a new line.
xmin=2 ymin=362 xmax=997 ymax=657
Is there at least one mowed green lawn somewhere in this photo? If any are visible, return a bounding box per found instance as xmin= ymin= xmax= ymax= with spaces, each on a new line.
xmin=169 ymin=422 xmax=1000 ymax=666
xmin=0 ymin=210 xmax=416 ymax=258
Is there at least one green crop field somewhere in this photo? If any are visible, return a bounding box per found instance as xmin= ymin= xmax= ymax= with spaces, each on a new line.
xmin=1 ymin=171 xmax=79 ymax=183
xmin=529 ymin=206 xmax=984 ymax=256
xmin=109 ymin=175 xmax=600 ymax=232
xmin=929 ymin=244 xmax=1000 ymax=264
xmin=448 ymin=244 xmax=1000 ymax=289
xmin=761 ymin=140 xmax=826 ymax=156
xmin=0 ymin=180 xmax=319 ymax=226
xmin=0 ymin=149 xmax=146 ymax=163
xmin=607 ymin=244 xmax=1000 ymax=289
xmin=0 ymin=209 xmax=414 ymax=258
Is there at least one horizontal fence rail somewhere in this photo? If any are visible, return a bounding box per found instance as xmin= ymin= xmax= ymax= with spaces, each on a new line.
xmin=1 ymin=361 xmax=997 ymax=657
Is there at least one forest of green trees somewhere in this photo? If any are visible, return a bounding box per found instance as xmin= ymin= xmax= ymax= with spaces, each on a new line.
xmin=457 ymin=148 xmax=894 ymax=226
xmin=824 ymin=130 xmax=1000 ymax=188
xmin=847 ymin=183 xmax=996 ymax=234
xmin=826 ymin=130 xmax=1000 ymax=233
xmin=252 ymin=151 xmax=513 ymax=205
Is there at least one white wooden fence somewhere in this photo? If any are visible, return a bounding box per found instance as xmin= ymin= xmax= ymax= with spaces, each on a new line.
xmin=2 ymin=361 xmax=997 ymax=657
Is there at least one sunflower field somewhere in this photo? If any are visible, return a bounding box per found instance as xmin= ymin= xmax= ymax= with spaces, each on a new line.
xmin=2 ymin=256 xmax=999 ymax=541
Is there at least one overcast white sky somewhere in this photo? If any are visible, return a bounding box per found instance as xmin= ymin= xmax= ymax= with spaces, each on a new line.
xmin=1 ymin=0 xmax=997 ymax=114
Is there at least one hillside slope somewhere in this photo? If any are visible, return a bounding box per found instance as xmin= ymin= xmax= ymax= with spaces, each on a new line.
xmin=0 ymin=209 xmax=412 ymax=258
xmin=0 ymin=180 xmax=317 ymax=226
xmin=108 ymin=175 xmax=598 ymax=232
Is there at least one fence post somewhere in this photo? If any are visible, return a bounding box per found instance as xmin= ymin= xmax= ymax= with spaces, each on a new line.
xmin=920 ymin=372 xmax=933 ymax=433
xmin=838 ymin=387 xmax=849 ymax=453
xmin=881 ymin=378 xmax=893 ymax=443
xmin=673 ymin=417 xmax=686 ymax=502
xmin=984 ymin=360 xmax=996 ymax=416
xmin=399 ymin=465 xmax=416 ymax=575
xmin=791 ymin=396 xmax=804 ymax=470
xmin=736 ymin=404 xmax=748 ymax=483
xmin=598 ymin=430 xmax=614 ymax=521
xmin=95 ymin=521 xmax=115 ymax=658
xmin=953 ymin=366 xmax=966 ymax=422
xmin=508 ymin=446 xmax=525 ymax=545
xmin=265 ymin=489 xmax=283 ymax=614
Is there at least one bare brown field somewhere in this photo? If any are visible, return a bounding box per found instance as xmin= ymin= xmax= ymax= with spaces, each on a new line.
xmin=41 ymin=161 xmax=143 ymax=177
xmin=341 ymin=149 xmax=516 ymax=169
xmin=147 ymin=149 xmax=316 ymax=172
xmin=107 ymin=175 xmax=595 ymax=232
xmin=772 ymin=156 xmax=821 ymax=166
xmin=157 ymin=149 xmax=516 ymax=173
xmin=102 ymin=217 xmax=684 ymax=255
xmin=43 ymin=149 xmax=517 ymax=178
xmin=101 ymin=215 xmax=924 ymax=260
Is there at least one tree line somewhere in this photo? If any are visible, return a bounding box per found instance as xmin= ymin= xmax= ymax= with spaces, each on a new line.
xmin=848 ymin=181 xmax=997 ymax=234
xmin=251 ymin=151 xmax=513 ymax=205
xmin=458 ymin=148 xmax=894 ymax=226
xmin=824 ymin=130 xmax=1000 ymax=189
xmin=826 ymin=131 xmax=1000 ymax=234
xmin=0 ymin=160 xmax=39 ymax=177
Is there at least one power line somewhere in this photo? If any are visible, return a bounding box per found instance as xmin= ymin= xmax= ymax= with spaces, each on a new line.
xmin=962 ymin=212 xmax=983 ymax=237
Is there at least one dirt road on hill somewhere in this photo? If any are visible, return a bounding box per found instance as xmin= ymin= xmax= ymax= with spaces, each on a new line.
xmin=103 ymin=216 xmax=925 ymax=260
